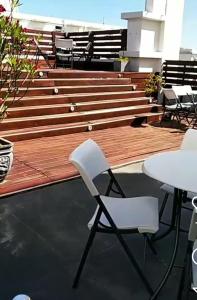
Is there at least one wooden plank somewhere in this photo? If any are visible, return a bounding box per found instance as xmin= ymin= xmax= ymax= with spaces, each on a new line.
xmin=164 ymin=72 xmax=197 ymax=79
xmin=94 ymin=35 xmax=122 ymax=41
xmin=0 ymin=125 xmax=183 ymax=198
xmin=163 ymin=66 xmax=197 ymax=73
xmin=67 ymin=31 xmax=90 ymax=37
xmin=92 ymin=29 xmax=123 ymax=35
xmin=69 ymin=37 xmax=89 ymax=42
xmin=164 ymin=60 xmax=197 ymax=66
xmin=93 ymin=41 xmax=122 ymax=47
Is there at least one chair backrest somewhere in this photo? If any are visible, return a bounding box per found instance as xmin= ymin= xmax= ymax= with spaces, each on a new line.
xmin=172 ymin=85 xmax=192 ymax=97
xmin=12 ymin=295 xmax=31 ymax=300
xmin=55 ymin=38 xmax=73 ymax=50
xmin=162 ymin=88 xmax=177 ymax=100
xmin=181 ymin=129 xmax=197 ymax=150
xmin=189 ymin=207 xmax=197 ymax=242
xmin=162 ymin=88 xmax=179 ymax=106
xmin=69 ymin=139 xmax=110 ymax=196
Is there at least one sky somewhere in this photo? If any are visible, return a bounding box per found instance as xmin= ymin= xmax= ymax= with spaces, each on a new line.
xmin=19 ymin=0 xmax=195 ymax=50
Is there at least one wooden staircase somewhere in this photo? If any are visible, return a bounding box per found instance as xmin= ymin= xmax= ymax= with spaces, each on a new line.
xmin=2 ymin=70 xmax=162 ymax=142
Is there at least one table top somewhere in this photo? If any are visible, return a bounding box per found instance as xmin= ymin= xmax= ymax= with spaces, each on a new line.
xmin=143 ymin=150 xmax=197 ymax=194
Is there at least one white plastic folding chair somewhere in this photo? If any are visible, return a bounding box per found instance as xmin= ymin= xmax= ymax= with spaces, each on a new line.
xmin=33 ymin=37 xmax=55 ymax=69
xmin=69 ymin=139 xmax=159 ymax=295
xmin=161 ymin=88 xmax=183 ymax=124
xmin=55 ymin=38 xmax=74 ymax=68
xmin=172 ymin=85 xmax=197 ymax=126
xmin=159 ymin=129 xmax=197 ymax=222
xmin=179 ymin=206 xmax=197 ymax=299
xmin=12 ymin=295 xmax=31 ymax=300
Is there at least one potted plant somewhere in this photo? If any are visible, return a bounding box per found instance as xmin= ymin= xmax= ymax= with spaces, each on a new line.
xmin=0 ymin=0 xmax=37 ymax=182
xmin=114 ymin=57 xmax=129 ymax=72
xmin=145 ymin=72 xmax=164 ymax=102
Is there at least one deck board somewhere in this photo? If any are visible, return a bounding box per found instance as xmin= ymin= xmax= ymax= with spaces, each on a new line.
xmin=0 ymin=124 xmax=184 ymax=197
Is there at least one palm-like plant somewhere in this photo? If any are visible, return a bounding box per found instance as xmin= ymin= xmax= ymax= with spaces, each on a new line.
xmin=145 ymin=73 xmax=164 ymax=99
xmin=0 ymin=0 xmax=38 ymax=182
xmin=0 ymin=0 xmax=37 ymax=120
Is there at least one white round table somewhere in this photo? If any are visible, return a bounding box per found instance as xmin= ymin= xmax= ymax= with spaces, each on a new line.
xmin=143 ymin=150 xmax=197 ymax=195
xmin=143 ymin=149 xmax=197 ymax=300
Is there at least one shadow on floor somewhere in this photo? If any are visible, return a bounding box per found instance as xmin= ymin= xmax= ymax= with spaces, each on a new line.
xmin=151 ymin=119 xmax=188 ymax=131
xmin=0 ymin=172 xmax=195 ymax=300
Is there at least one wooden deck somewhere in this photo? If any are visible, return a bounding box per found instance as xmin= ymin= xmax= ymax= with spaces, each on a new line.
xmin=0 ymin=124 xmax=184 ymax=198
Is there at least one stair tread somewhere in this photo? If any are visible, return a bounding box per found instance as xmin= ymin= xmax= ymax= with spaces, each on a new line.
xmin=15 ymin=78 xmax=130 ymax=82
xmin=7 ymin=90 xmax=145 ymax=101
xmin=3 ymin=104 xmax=161 ymax=123
xmin=8 ymin=97 xmax=149 ymax=112
xmin=2 ymin=84 xmax=135 ymax=92
xmin=2 ymin=112 xmax=162 ymax=136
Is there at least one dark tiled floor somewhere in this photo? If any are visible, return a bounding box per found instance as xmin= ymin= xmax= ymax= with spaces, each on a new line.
xmin=0 ymin=172 xmax=195 ymax=300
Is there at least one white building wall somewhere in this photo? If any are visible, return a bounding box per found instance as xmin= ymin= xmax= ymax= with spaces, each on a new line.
xmin=11 ymin=12 xmax=119 ymax=33
xmin=145 ymin=0 xmax=166 ymax=15
xmin=121 ymin=0 xmax=185 ymax=72
xmin=126 ymin=19 xmax=142 ymax=52
xmin=162 ymin=0 xmax=185 ymax=60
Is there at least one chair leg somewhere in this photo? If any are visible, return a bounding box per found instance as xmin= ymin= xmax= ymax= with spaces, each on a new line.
xmin=145 ymin=234 xmax=157 ymax=255
xmin=143 ymin=235 xmax=147 ymax=266
xmin=115 ymin=230 xmax=153 ymax=295
xmin=72 ymin=208 xmax=102 ymax=289
xmin=159 ymin=192 xmax=169 ymax=222
xmin=96 ymin=198 xmax=153 ymax=295
xmin=72 ymin=227 xmax=97 ymax=288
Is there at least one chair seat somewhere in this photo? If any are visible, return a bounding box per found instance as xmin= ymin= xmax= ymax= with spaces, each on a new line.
xmin=165 ymin=104 xmax=179 ymax=110
xmin=88 ymin=196 xmax=159 ymax=234
xmin=192 ymin=240 xmax=197 ymax=288
xmin=161 ymin=183 xmax=196 ymax=199
xmin=56 ymin=52 xmax=73 ymax=58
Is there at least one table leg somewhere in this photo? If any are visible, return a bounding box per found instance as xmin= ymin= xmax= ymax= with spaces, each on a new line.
xmin=149 ymin=189 xmax=182 ymax=300
xmin=153 ymin=188 xmax=178 ymax=242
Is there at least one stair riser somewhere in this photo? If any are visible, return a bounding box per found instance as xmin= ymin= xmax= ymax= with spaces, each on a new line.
xmin=3 ymin=113 xmax=161 ymax=142
xmin=1 ymin=106 xmax=158 ymax=131
xmin=7 ymin=92 xmax=145 ymax=107
xmin=5 ymin=78 xmax=132 ymax=88
xmin=47 ymin=72 xmax=120 ymax=79
xmin=7 ymin=99 xmax=149 ymax=118
xmin=4 ymin=80 xmax=55 ymax=88
xmin=54 ymin=79 xmax=131 ymax=86
xmin=5 ymin=85 xmax=135 ymax=97
xmin=123 ymin=73 xmax=150 ymax=79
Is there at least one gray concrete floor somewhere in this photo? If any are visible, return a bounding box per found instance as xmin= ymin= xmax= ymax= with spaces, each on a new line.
xmin=0 ymin=163 xmax=196 ymax=300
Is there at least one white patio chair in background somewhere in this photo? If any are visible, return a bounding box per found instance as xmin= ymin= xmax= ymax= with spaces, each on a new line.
xmin=161 ymin=88 xmax=183 ymax=124
xmin=69 ymin=139 xmax=159 ymax=296
xmin=179 ymin=207 xmax=197 ymax=299
xmin=55 ymin=38 xmax=74 ymax=68
xmin=159 ymin=129 xmax=197 ymax=222
xmin=172 ymin=85 xmax=197 ymax=126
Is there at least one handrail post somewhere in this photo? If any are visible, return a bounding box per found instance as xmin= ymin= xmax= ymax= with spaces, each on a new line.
xmin=52 ymin=31 xmax=56 ymax=55
xmin=88 ymin=31 xmax=94 ymax=61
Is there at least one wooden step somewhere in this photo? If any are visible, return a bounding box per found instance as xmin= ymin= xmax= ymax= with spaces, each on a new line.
xmin=2 ymin=112 xmax=162 ymax=142
xmin=10 ymin=78 xmax=132 ymax=88
xmin=0 ymin=104 xmax=161 ymax=131
xmin=7 ymin=98 xmax=150 ymax=118
xmin=47 ymin=70 xmax=121 ymax=79
xmin=4 ymin=84 xmax=136 ymax=97
xmin=7 ymin=91 xmax=145 ymax=107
